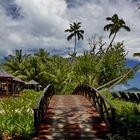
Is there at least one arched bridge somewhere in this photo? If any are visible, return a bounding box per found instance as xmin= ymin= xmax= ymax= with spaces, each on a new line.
xmin=33 ymin=84 xmax=116 ymax=139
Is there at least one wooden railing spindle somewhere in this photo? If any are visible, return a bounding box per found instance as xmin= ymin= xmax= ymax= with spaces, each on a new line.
xmin=73 ymin=84 xmax=116 ymax=134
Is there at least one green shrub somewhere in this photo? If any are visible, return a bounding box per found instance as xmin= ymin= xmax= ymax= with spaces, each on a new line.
xmin=0 ymin=89 xmax=42 ymax=139
xmin=101 ymin=91 xmax=140 ymax=139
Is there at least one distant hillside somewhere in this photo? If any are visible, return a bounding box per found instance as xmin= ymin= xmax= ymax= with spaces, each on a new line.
xmin=125 ymin=87 xmax=140 ymax=92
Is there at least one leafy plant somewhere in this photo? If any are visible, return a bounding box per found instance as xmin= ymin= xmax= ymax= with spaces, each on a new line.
xmin=102 ymin=91 xmax=140 ymax=139
xmin=0 ymin=89 xmax=41 ymax=139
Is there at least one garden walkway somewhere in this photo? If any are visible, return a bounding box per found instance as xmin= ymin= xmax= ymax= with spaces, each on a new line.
xmin=35 ymin=95 xmax=110 ymax=140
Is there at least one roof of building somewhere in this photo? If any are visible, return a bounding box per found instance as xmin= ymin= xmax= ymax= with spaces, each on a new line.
xmin=26 ymin=80 xmax=39 ymax=85
xmin=13 ymin=77 xmax=25 ymax=83
xmin=0 ymin=69 xmax=14 ymax=78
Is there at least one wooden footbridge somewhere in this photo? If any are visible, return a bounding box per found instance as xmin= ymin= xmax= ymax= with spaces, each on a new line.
xmin=33 ymin=84 xmax=116 ymax=139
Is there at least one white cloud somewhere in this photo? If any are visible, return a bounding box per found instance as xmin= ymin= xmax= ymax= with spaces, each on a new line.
xmin=0 ymin=0 xmax=140 ymax=60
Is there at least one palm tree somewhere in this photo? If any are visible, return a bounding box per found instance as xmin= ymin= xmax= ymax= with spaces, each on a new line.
xmin=65 ymin=22 xmax=84 ymax=59
xmin=19 ymin=56 xmax=47 ymax=82
xmin=104 ymin=13 xmax=130 ymax=46
xmin=5 ymin=49 xmax=30 ymax=75
xmin=7 ymin=50 xmax=24 ymax=63
xmin=35 ymin=48 xmax=50 ymax=63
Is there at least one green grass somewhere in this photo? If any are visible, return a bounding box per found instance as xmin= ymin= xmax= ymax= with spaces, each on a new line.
xmin=0 ymin=89 xmax=42 ymax=139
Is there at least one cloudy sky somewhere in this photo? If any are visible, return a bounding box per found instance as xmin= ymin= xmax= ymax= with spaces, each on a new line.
xmin=0 ymin=0 xmax=140 ymax=88
xmin=0 ymin=0 xmax=140 ymax=58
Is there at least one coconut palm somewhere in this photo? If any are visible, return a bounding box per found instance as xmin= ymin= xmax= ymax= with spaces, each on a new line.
xmin=20 ymin=57 xmax=46 ymax=81
xmin=65 ymin=22 xmax=84 ymax=59
xmin=104 ymin=13 xmax=130 ymax=46
xmin=35 ymin=48 xmax=50 ymax=63
xmin=47 ymin=62 xmax=72 ymax=94
xmin=5 ymin=49 xmax=30 ymax=75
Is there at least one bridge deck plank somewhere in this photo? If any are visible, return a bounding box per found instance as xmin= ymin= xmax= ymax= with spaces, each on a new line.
xmin=36 ymin=95 xmax=110 ymax=139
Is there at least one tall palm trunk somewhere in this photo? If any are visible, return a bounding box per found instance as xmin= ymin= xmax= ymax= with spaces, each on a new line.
xmin=71 ymin=34 xmax=77 ymax=62
xmin=109 ymin=32 xmax=117 ymax=47
xmin=74 ymin=34 xmax=77 ymax=54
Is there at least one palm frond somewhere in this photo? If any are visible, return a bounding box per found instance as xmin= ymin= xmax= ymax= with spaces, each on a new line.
xmin=65 ymin=29 xmax=72 ymax=32
xmin=122 ymin=25 xmax=130 ymax=31
xmin=78 ymin=30 xmax=84 ymax=34
xmin=77 ymin=33 xmax=84 ymax=40
xmin=113 ymin=13 xmax=119 ymax=19
xmin=104 ymin=24 xmax=113 ymax=31
xmin=106 ymin=17 xmax=112 ymax=21
xmin=77 ymin=22 xmax=81 ymax=27
xmin=67 ymin=33 xmax=75 ymax=40
xmin=120 ymin=19 xmax=125 ymax=25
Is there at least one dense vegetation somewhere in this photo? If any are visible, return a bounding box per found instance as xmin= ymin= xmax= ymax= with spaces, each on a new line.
xmin=2 ymin=44 xmax=131 ymax=95
xmin=102 ymin=91 xmax=140 ymax=139
xmin=0 ymin=90 xmax=42 ymax=139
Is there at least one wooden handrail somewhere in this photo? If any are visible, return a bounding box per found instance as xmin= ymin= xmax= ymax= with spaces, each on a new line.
xmin=72 ymin=84 xmax=116 ymax=134
xmin=33 ymin=84 xmax=55 ymax=130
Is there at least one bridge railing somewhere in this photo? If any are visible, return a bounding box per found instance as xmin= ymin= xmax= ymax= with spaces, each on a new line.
xmin=33 ymin=84 xmax=55 ymax=130
xmin=73 ymin=84 xmax=116 ymax=134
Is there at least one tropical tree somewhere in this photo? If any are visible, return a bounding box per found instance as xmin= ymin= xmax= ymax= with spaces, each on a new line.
xmin=5 ymin=49 xmax=30 ymax=75
xmin=65 ymin=22 xmax=84 ymax=60
xmin=35 ymin=48 xmax=50 ymax=63
xmin=47 ymin=57 xmax=72 ymax=94
xmin=20 ymin=57 xmax=47 ymax=83
xmin=104 ymin=13 xmax=130 ymax=46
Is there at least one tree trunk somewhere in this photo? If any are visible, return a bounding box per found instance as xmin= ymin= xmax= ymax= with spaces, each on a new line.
xmin=97 ymin=62 xmax=140 ymax=90
xmin=72 ymin=34 xmax=77 ymax=62
xmin=109 ymin=32 xmax=117 ymax=47
xmin=74 ymin=34 xmax=77 ymax=54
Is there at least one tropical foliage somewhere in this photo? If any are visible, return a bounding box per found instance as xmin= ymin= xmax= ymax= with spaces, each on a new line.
xmin=102 ymin=91 xmax=140 ymax=139
xmin=5 ymin=49 xmax=30 ymax=76
xmin=3 ymin=42 xmax=132 ymax=94
xmin=0 ymin=90 xmax=42 ymax=139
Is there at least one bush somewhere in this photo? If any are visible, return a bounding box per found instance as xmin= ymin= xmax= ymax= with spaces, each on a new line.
xmin=0 ymin=89 xmax=42 ymax=139
xmin=102 ymin=91 xmax=140 ymax=139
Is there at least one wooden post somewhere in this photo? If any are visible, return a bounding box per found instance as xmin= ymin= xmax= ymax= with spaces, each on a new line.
xmin=100 ymin=97 xmax=103 ymax=118
xmin=33 ymin=109 xmax=38 ymax=130
xmin=111 ymin=108 xmax=116 ymax=134
xmin=11 ymin=79 xmax=13 ymax=96
xmin=6 ymin=79 xmax=8 ymax=95
xmin=12 ymin=82 xmax=15 ymax=96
